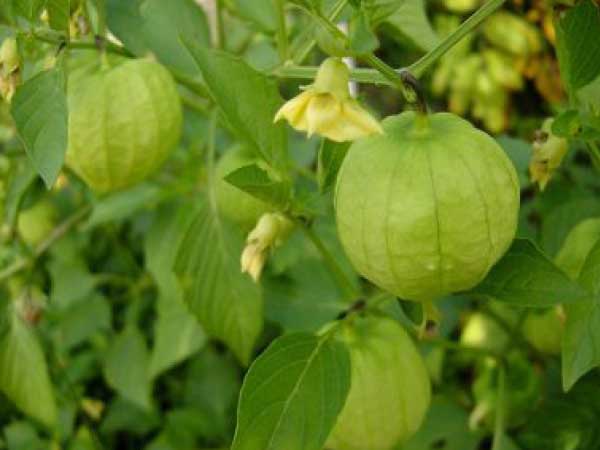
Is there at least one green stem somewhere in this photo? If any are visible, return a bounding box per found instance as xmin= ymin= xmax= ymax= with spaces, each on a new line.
xmin=587 ymin=142 xmax=600 ymax=171
xmin=0 ymin=206 xmax=92 ymax=282
xmin=206 ymin=110 xmax=219 ymax=213
xmin=32 ymin=29 xmax=133 ymax=57
xmin=299 ymin=222 xmax=359 ymax=300
xmin=274 ymin=0 xmax=289 ymax=62
xmin=408 ymin=0 xmax=506 ymax=78
xmin=491 ymin=364 xmax=507 ymax=450
xmin=273 ymin=64 xmax=390 ymax=85
xmin=290 ymin=0 xmax=348 ymax=64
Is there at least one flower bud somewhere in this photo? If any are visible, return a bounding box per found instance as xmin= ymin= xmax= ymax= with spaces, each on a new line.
xmin=0 ymin=38 xmax=20 ymax=75
xmin=529 ymin=118 xmax=568 ymax=190
xmin=241 ymin=213 xmax=293 ymax=282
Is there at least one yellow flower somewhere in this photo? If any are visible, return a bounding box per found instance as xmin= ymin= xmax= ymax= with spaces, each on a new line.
xmin=529 ymin=118 xmax=568 ymax=191
xmin=241 ymin=212 xmax=293 ymax=282
xmin=274 ymin=58 xmax=383 ymax=142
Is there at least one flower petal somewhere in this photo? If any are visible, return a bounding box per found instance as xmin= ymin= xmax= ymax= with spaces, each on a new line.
xmin=305 ymin=94 xmax=342 ymax=137
xmin=274 ymin=90 xmax=312 ymax=131
xmin=318 ymin=100 xmax=383 ymax=142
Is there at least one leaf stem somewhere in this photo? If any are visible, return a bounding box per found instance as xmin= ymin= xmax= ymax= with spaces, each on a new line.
xmin=32 ymin=29 xmax=133 ymax=57
xmin=491 ymin=363 xmax=507 ymax=450
xmin=274 ymin=0 xmax=290 ymax=62
xmin=408 ymin=0 xmax=506 ymax=78
xmin=290 ymin=0 xmax=348 ymax=64
xmin=299 ymin=221 xmax=360 ymax=300
xmin=0 ymin=205 xmax=92 ymax=282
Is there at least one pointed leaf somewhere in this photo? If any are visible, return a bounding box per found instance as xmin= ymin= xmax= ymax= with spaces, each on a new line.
xmin=224 ymin=164 xmax=291 ymax=208
xmin=11 ymin=68 xmax=68 ymax=188
xmin=562 ymin=239 xmax=600 ymax=391
xmin=175 ymin=198 xmax=263 ymax=365
xmin=231 ymin=332 xmax=351 ymax=450
xmin=182 ymin=42 xmax=288 ymax=170
xmin=317 ymin=139 xmax=349 ymax=193
xmin=0 ymin=315 xmax=57 ymax=426
xmin=468 ymin=239 xmax=588 ymax=307
xmin=46 ymin=0 xmax=70 ymax=34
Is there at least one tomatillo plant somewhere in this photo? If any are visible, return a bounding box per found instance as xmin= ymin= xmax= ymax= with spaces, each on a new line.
xmin=0 ymin=0 xmax=600 ymax=449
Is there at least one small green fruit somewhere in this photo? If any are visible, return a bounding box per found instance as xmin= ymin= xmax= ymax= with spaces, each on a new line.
xmin=335 ymin=112 xmax=519 ymax=302
xmin=522 ymin=308 xmax=563 ymax=355
xmin=66 ymin=55 xmax=182 ymax=193
xmin=326 ymin=316 xmax=431 ymax=450
xmin=215 ymin=147 xmax=272 ymax=228
xmin=460 ymin=312 xmax=509 ymax=353
xmin=17 ymin=200 xmax=56 ymax=247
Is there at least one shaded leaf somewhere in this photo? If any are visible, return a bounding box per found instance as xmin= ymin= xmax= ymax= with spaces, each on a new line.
xmin=11 ymin=67 xmax=68 ymax=188
xmin=468 ymin=239 xmax=588 ymax=307
xmin=317 ymin=139 xmax=349 ymax=193
xmin=104 ymin=326 xmax=152 ymax=410
xmin=0 ymin=315 xmax=57 ymax=427
xmin=562 ymin=240 xmax=600 ymax=391
xmin=224 ymin=164 xmax=291 ymax=208
xmin=231 ymin=332 xmax=351 ymax=450
xmin=46 ymin=0 xmax=70 ymax=34
xmin=174 ymin=198 xmax=263 ymax=365
xmin=384 ymin=0 xmax=439 ymax=52
xmin=182 ymin=42 xmax=288 ymax=170
xmin=554 ymin=0 xmax=600 ymax=96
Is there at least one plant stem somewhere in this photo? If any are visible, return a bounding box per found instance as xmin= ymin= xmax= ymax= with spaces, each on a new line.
xmin=290 ymin=0 xmax=348 ymax=64
xmin=32 ymin=29 xmax=133 ymax=57
xmin=274 ymin=64 xmax=390 ymax=85
xmin=278 ymin=0 xmax=506 ymax=87
xmin=274 ymin=0 xmax=289 ymax=62
xmin=299 ymin=221 xmax=360 ymax=300
xmin=587 ymin=141 xmax=600 ymax=171
xmin=408 ymin=0 xmax=506 ymax=78
xmin=0 ymin=205 xmax=92 ymax=282
xmin=491 ymin=364 xmax=507 ymax=450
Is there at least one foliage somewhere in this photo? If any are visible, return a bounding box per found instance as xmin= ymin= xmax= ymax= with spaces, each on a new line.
xmin=0 ymin=0 xmax=599 ymax=449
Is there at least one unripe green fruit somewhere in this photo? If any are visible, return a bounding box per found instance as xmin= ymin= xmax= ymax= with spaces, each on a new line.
xmin=66 ymin=56 xmax=182 ymax=193
xmin=17 ymin=200 xmax=57 ymax=247
xmin=326 ymin=316 xmax=431 ymax=450
xmin=215 ymin=147 xmax=272 ymax=228
xmin=335 ymin=112 xmax=519 ymax=302
xmin=522 ymin=309 xmax=563 ymax=355
xmin=460 ymin=313 xmax=508 ymax=353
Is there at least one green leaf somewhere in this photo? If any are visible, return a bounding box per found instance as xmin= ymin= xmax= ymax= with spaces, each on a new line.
xmin=106 ymin=0 xmax=210 ymax=75
xmin=224 ymin=164 xmax=291 ymax=208
xmin=383 ymin=0 xmax=439 ymax=52
xmin=554 ymin=0 xmax=600 ymax=96
xmin=0 ymin=315 xmax=57 ymax=427
xmin=562 ymin=240 xmax=600 ymax=391
xmin=232 ymin=0 xmax=277 ymax=33
xmin=103 ymin=326 xmax=152 ymax=411
xmin=317 ymin=139 xmax=349 ymax=193
xmin=264 ymin=258 xmax=348 ymax=332
xmin=231 ymin=332 xmax=351 ymax=450
xmin=11 ymin=0 xmax=45 ymax=21
xmin=10 ymin=68 xmax=68 ymax=188
xmin=145 ymin=203 xmax=206 ymax=378
xmin=182 ymin=42 xmax=288 ymax=170
xmin=84 ymin=183 xmax=166 ymax=229
xmin=541 ymin=197 xmax=600 ymax=256
xmin=349 ymin=9 xmax=379 ymax=54
xmin=496 ymin=136 xmax=532 ymax=189
xmin=3 ymin=161 xmax=36 ymax=228
xmin=468 ymin=239 xmax=588 ymax=307
xmin=174 ymin=198 xmax=263 ymax=366
xmin=399 ymin=396 xmax=482 ymax=450
xmin=46 ymin=0 xmax=70 ymax=34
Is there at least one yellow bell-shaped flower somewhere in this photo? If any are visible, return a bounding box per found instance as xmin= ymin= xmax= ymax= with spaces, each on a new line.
xmin=529 ymin=118 xmax=568 ymax=191
xmin=274 ymin=58 xmax=383 ymax=142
